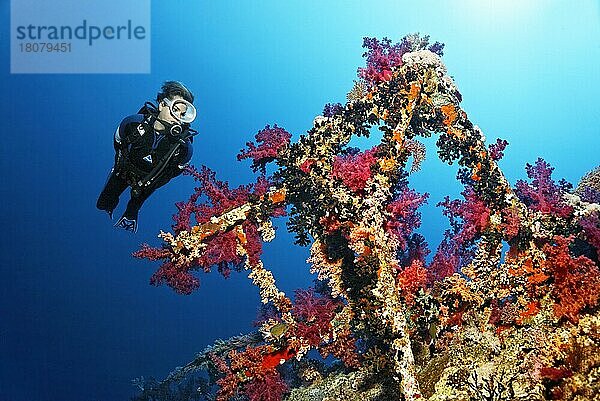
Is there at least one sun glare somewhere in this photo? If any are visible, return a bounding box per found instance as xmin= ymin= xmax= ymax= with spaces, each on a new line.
xmin=458 ymin=0 xmax=538 ymax=26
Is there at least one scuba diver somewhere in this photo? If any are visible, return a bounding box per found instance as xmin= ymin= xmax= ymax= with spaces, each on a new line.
xmin=96 ymin=81 xmax=197 ymax=233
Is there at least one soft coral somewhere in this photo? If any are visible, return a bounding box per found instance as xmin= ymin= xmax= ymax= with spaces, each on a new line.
xmin=543 ymin=236 xmax=600 ymax=323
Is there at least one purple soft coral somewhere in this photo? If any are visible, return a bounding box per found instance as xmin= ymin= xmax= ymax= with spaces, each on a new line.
xmin=358 ymin=37 xmax=406 ymax=85
xmin=515 ymin=158 xmax=573 ymax=218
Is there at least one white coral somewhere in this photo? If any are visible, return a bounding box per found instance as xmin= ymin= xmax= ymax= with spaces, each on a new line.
xmin=402 ymin=50 xmax=446 ymax=72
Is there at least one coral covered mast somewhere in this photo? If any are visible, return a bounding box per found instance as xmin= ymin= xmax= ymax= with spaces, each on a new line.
xmin=134 ymin=35 xmax=600 ymax=401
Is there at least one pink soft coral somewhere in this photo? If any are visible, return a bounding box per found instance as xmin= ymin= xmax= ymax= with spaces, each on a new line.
xmin=331 ymin=147 xmax=378 ymax=193
xmin=579 ymin=212 xmax=600 ymax=255
xmin=438 ymin=188 xmax=491 ymax=248
xmin=357 ymin=35 xmax=443 ymax=86
xmin=385 ymin=188 xmax=429 ymax=251
xmin=135 ymin=165 xmax=277 ymax=295
xmin=171 ymin=166 xmax=265 ymax=232
xmin=147 ymin=260 xmax=201 ymax=295
xmin=358 ymin=37 xmax=406 ymax=85
xmin=292 ymin=289 xmax=341 ymax=347
xmin=428 ymin=188 xmax=491 ymax=282
xmin=290 ymin=289 xmax=360 ymax=366
xmin=243 ymin=371 xmax=288 ymax=401
xmin=428 ymin=231 xmax=460 ymax=282
xmin=134 ymin=245 xmax=201 ymax=295
xmin=488 ymin=138 xmax=509 ymax=161
xmin=243 ymin=221 xmax=263 ymax=267
xmin=237 ymin=124 xmax=292 ymax=173
xmin=515 ymin=158 xmax=573 ymax=218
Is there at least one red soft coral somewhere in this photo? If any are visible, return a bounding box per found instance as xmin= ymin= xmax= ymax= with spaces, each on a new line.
xmin=170 ymin=165 xmax=261 ymax=233
xmin=319 ymin=328 xmax=361 ymax=368
xmin=543 ymin=236 xmax=600 ymax=323
xmin=147 ymin=260 xmax=201 ymax=295
xmin=136 ymin=166 xmax=278 ymax=294
xmin=319 ymin=213 xmax=342 ymax=234
xmin=428 ymin=231 xmax=460 ymax=282
xmin=213 ymin=346 xmax=290 ymax=401
xmin=293 ymin=289 xmax=341 ymax=323
xmin=299 ymin=158 xmax=317 ymax=174
xmin=292 ymin=289 xmax=341 ymax=347
xmin=134 ymin=243 xmax=170 ymax=261
xmin=331 ymin=147 xmax=378 ymax=193
xmin=197 ymin=230 xmax=243 ymax=277
xmin=438 ymin=188 xmax=491 ymax=248
xmin=210 ymin=352 xmax=241 ymax=401
xmin=243 ymin=370 xmax=288 ymax=401
xmin=500 ymin=205 xmax=521 ymax=240
xmin=134 ymin=244 xmax=201 ymax=295
xmin=237 ymin=124 xmax=292 ymax=173
xmin=397 ymin=259 xmax=428 ymax=306
xmin=242 ymin=221 xmax=264 ymax=267
xmin=180 ymin=165 xmax=258 ymax=225
xmin=290 ymin=289 xmax=360 ymax=367
xmin=539 ymin=366 xmax=573 ymax=381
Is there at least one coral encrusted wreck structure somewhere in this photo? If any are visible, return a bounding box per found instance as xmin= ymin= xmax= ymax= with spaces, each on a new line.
xmin=132 ymin=35 xmax=600 ymax=401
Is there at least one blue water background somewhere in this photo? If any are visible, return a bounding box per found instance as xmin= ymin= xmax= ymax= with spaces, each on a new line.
xmin=1 ymin=1 xmax=598 ymax=400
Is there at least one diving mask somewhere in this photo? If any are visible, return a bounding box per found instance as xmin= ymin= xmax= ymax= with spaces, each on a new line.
xmin=163 ymin=97 xmax=197 ymax=124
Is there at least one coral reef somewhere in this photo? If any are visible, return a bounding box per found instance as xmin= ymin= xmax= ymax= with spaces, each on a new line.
xmin=576 ymin=166 xmax=600 ymax=204
xmin=132 ymin=34 xmax=599 ymax=401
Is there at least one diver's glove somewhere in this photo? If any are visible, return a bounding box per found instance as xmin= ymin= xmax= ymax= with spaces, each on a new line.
xmin=114 ymin=215 xmax=138 ymax=233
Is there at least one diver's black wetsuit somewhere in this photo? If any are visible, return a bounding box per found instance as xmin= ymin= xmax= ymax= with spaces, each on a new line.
xmin=96 ymin=113 xmax=193 ymax=227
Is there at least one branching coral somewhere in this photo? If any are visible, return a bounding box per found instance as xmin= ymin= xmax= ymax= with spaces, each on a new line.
xmin=133 ymin=33 xmax=599 ymax=401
